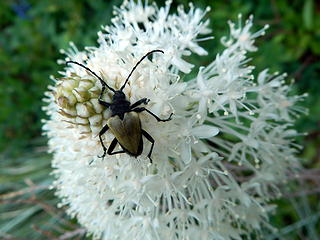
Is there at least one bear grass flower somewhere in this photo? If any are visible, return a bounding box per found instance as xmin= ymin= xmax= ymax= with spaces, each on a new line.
xmin=42 ymin=0 xmax=306 ymax=239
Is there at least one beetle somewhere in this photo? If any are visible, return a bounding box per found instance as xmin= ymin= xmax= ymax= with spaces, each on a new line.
xmin=66 ymin=49 xmax=172 ymax=163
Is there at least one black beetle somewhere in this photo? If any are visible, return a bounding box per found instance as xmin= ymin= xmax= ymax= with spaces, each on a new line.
xmin=66 ymin=50 xmax=172 ymax=163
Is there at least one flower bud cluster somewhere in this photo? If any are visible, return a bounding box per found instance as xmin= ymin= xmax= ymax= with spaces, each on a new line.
xmin=54 ymin=74 xmax=109 ymax=136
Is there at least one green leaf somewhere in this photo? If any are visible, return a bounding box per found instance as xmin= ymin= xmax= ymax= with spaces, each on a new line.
xmin=303 ymin=0 xmax=314 ymax=30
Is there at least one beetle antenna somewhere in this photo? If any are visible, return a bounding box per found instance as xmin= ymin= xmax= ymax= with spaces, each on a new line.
xmin=66 ymin=61 xmax=116 ymax=93
xmin=120 ymin=49 xmax=164 ymax=91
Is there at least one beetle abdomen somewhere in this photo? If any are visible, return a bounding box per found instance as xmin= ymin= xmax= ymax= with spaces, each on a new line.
xmin=107 ymin=112 xmax=142 ymax=156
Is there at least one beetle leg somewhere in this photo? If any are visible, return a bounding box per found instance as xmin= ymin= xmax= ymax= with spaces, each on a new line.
xmin=99 ymin=99 xmax=111 ymax=108
xmin=107 ymin=138 xmax=126 ymax=155
xmin=130 ymin=98 xmax=150 ymax=109
xmin=98 ymin=124 xmax=109 ymax=158
xmin=141 ymin=129 xmax=154 ymax=163
xmin=98 ymin=85 xmax=111 ymax=108
xmin=132 ymin=107 xmax=173 ymax=122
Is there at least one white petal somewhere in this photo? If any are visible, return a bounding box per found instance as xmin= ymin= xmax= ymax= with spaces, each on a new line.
xmin=180 ymin=142 xmax=191 ymax=164
xmin=188 ymin=41 xmax=208 ymax=56
xmin=196 ymin=67 xmax=206 ymax=89
xmin=198 ymin=98 xmax=207 ymax=116
xmin=171 ymin=56 xmax=194 ymax=74
xmin=191 ymin=125 xmax=219 ymax=138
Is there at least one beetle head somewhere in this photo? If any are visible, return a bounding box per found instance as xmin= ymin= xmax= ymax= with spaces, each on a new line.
xmin=112 ymin=90 xmax=126 ymax=101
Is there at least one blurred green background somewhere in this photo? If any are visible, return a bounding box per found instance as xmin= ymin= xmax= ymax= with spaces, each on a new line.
xmin=0 ymin=0 xmax=319 ymax=239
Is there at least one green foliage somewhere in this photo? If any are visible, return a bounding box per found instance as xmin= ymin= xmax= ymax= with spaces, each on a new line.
xmin=0 ymin=0 xmax=121 ymax=154
xmin=1 ymin=0 xmax=319 ymax=239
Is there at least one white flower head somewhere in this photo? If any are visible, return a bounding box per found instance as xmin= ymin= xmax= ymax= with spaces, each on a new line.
xmin=43 ymin=1 xmax=304 ymax=239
